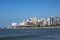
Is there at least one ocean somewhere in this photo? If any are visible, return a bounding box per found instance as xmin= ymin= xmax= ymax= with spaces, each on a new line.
xmin=0 ymin=28 xmax=60 ymax=40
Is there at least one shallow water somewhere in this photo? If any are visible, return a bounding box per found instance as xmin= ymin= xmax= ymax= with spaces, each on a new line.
xmin=0 ymin=28 xmax=60 ymax=40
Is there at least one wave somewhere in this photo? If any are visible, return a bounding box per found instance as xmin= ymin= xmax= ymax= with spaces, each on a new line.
xmin=0 ymin=33 xmax=60 ymax=40
xmin=0 ymin=28 xmax=60 ymax=40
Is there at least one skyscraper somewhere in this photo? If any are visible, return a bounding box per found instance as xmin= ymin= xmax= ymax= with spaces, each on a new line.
xmin=47 ymin=18 xmax=50 ymax=26
xmin=50 ymin=16 xmax=54 ymax=26
xmin=56 ymin=16 xmax=60 ymax=26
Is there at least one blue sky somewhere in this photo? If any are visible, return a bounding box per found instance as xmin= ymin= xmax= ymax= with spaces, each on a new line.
xmin=0 ymin=0 xmax=60 ymax=27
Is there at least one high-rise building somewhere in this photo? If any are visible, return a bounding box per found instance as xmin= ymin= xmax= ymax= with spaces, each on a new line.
xmin=47 ymin=18 xmax=50 ymax=26
xmin=30 ymin=17 xmax=38 ymax=24
xmin=38 ymin=19 xmax=40 ymax=26
xmin=19 ymin=21 xmax=27 ymax=26
xmin=50 ymin=16 xmax=57 ymax=26
xmin=26 ymin=19 xmax=33 ymax=26
xmin=53 ymin=17 xmax=57 ymax=26
xmin=50 ymin=16 xmax=54 ymax=26
xmin=29 ymin=17 xmax=38 ymax=26
xmin=38 ymin=18 xmax=45 ymax=26
xmin=56 ymin=16 xmax=60 ymax=25
xmin=12 ymin=23 xmax=17 ymax=28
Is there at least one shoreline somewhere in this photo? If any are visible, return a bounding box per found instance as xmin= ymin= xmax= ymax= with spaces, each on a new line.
xmin=19 ymin=26 xmax=60 ymax=29
xmin=0 ymin=26 xmax=60 ymax=29
xmin=1 ymin=26 xmax=60 ymax=29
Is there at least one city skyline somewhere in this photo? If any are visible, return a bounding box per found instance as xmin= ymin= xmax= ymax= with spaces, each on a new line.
xmin=0 ymin=0 xmax=60 ymax=27
xmin=10 ymin=16 xmax=60 ymax=29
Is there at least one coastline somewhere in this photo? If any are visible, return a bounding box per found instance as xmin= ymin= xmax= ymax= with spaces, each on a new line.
xmin=0 ymin=26 xmax=60 ymax=29
xmin=1 ymin=26 xmax=60 ymax=29
xmin=19 ymin=26 xmax=60 ymax=29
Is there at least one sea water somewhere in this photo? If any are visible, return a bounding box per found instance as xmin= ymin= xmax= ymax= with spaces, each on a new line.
xmin=0 ymin=28 xmax=60 ymax=40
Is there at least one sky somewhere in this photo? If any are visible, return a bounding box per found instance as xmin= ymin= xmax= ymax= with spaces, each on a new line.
xmin=0 ymin=0 xmax=60 ymax=27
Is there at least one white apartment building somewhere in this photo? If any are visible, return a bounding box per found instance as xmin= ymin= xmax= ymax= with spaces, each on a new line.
xmin=30 ymin=17 xmax=38 ymax=24
xmin=50 ymin=16 xmax=54 ymax=26
xmin=56 ymin=16 xmax=60 ymax=25
xmin=19 ymin=21 xmax=27 ymax=26
xmin=12 ymin=23 xmax=17 ymax=28
xmin=38 ymin=18 xmax=45 ymax=26
xmin=47 ymin=18 xmax=50 ymax=26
